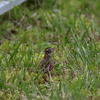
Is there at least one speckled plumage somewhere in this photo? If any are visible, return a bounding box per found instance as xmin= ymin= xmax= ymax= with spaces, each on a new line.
xmin=40 ymin=47 xmax=55 ymax=74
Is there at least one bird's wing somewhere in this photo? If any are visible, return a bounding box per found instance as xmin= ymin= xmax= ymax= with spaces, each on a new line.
xmin=49 ymin=60 xmax=55 ymax=71
xmin=44 ymin=60 xmax=55 ymax=73
xmin=40 ymin=59 xmax=46 ymax=69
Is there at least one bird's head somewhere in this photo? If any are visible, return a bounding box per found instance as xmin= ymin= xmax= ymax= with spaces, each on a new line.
xmin=44 ymin=47 xmax=54 ymax=55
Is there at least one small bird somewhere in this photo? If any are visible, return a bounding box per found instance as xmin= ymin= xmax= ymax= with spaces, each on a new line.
xmin=40 ymin=47 xmax=55 ymax=75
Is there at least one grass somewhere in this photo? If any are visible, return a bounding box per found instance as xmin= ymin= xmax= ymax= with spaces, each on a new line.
xmin=0 ymin=0 xmax=100 ymax=100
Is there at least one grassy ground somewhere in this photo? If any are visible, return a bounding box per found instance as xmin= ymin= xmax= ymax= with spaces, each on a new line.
xmin=0 ymin=0 xmax=100 ymax=100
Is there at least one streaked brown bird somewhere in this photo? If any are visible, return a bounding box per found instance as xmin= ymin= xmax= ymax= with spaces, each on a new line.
xmin=40 ymin=47 xmax=55 ymax=75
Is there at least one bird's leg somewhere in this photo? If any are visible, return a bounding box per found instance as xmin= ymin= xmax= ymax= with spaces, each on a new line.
xmin=47 ymin=71 xmax=52 ymax=81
